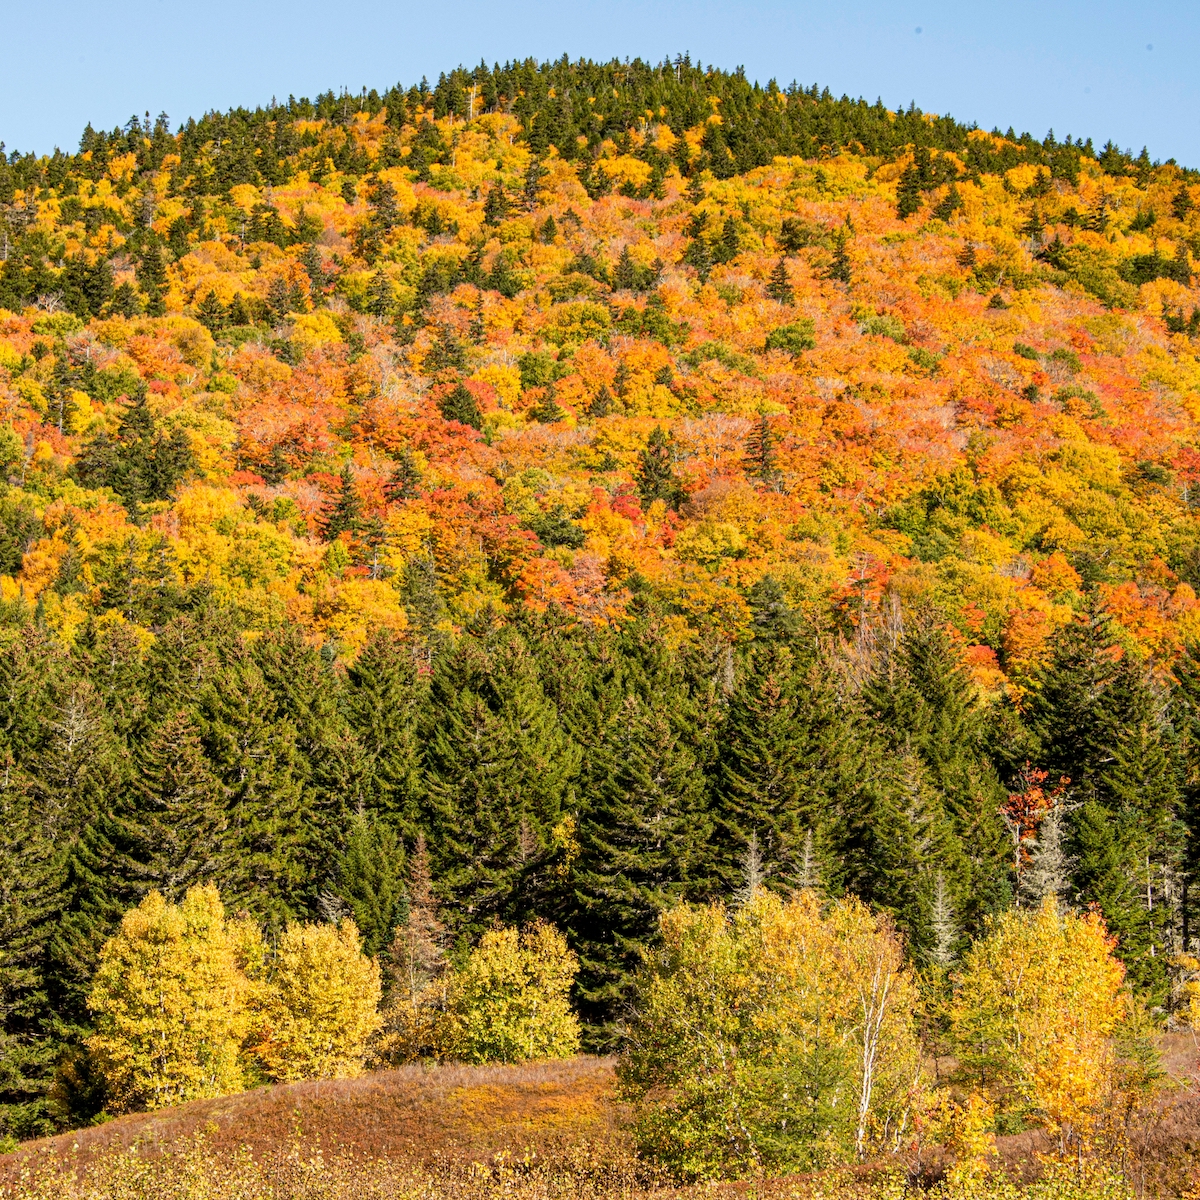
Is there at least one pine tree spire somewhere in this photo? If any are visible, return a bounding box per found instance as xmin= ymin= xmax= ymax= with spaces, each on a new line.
xmin=321 ymin=461 xmax=362 ymax=540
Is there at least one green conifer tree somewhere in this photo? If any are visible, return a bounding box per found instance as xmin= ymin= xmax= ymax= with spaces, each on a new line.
xmin=483 ymin=184 xmax=510 ymax=225
xmin=587 ymin=384 xmax=615 ymax=419
xmin=366 ymin=271 xmax=396 ymax=317
xmin=195 ymin=289 xmax=227 ymax=333
xmin=344 ymin=629 xmax=426 ymax=832
xmin=421 ymin=631 xmax=580 ymax=937
xmin=714 ymin=216 xmax=741 ymax=263
xmin=0 ymin=798 xmax=64 ymax=1139
xmin=321 ymin=462 xmax=362 ymax=540
xmin=712 ymin=644 xmax=839 ymax=890
xmin=766 ymin=257 xmax=794 ymax=304
xmin=573 ymin=692 xmax=710 ymax=1043
xmin=528 ymin=385 xmax=565 ymax=424
xmin=744 ymin=413 xmax=780 ymax=487
xmin=438 ymin=381 xmax=483 ymax=429
xmin=614 ymin=245 xmax=637 ymax=291
xmin=384 ymin=448 xmax=423 ymax=501
xmin=195 ymin=646 xmax=311 ymax=925
xmin=113 ymin=711 xmax=227 ymax=900
xmin=635 ymin=425 xmax=683 ymax=509
xmin=328 ymin=815 xmax=408 ymax=957
xmin=827 ymin=230 xmax=852 ymax=284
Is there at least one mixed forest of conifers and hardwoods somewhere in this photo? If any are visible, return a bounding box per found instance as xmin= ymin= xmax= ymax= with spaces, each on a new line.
xmin=3 ymin=54 xmax=1200 ymax=1198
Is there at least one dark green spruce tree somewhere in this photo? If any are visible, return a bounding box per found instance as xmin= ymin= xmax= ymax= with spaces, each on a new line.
xmin=573 ymin=683 xmax=711 ymax=1044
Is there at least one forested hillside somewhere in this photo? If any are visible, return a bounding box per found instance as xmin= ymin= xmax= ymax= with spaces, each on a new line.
xmin=2 ymin=56 xmax=1200 ymax=1142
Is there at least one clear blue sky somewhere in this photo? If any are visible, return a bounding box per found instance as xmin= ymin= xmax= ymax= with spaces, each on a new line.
xmin=4 ymin=0 xmax=1198 ymax=165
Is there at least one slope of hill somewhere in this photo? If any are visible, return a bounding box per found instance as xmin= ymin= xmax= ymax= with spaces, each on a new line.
xmin=3 ymin=56 xmax=1200 ymax=1145
xmin=0 ymin=1057 xmax=623 ymax=1178
xmin=3 ymin=1045 xmax=1199 ymax=1198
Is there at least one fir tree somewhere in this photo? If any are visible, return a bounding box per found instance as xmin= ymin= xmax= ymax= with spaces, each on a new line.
xmin=45 ymin=811 xmax=129 ymax=1046
xmin=528 ymin=385 xmax=565 ymax=424
xmin=932 ymin=184 xmax=962 ymax=222
xmin=469 ymin=296 xmax=486 ymax=344
xmin=195 ymin=644 xmax=311 ymax=925
xmin=300 ymin=243 xmax=325 ymax=305
xmin=587 ymin=384 xmax=615 ymax=419
xmin=114 ymin=710 xmax=227 ymax=900
xmin=1173 ymin=185 xmax=1194 ymax=222
xmin=421 ymin=631 xmax=580 ymax=937
xmin=366 ymin=270 xmax=396 ymax=317
xmin=895 ymin=157 xmax=925 ymax=219
xmin=744 ymin=412 xmax=780 ymax=487
xmin=712 ymin=644 xmax=828 ymax=889
xmin=252 ymin=626 xmax=366 ymax=879
xmin=0 ymin=795 xmax=63 ymax=1138
xmin=766 ymin=257 xmax=794 ymax=304
xmin=683 ymin=234 xmax=712 ymax=280
xmin=329 ymin=814 xmax=408 ymax=957
xmin=635 ymin=425 xmax=683 ymax=509
xmin=483 ymin=184 xmax=510 ymax=225
xmin=714 ymin=216 xmax=741 ymax=263
xmin=321 ymin=461 xmax=362 ymax=540
xmin=227 ymin=292 xmax=253 ymax=326
xmin=861 ymin=620 xmax=1009 ymax=933
xmin=136 ymin=242 xmax=167 ymax=315
xmin=343 ymin=628 xmax=426 ymax=832
xmin=384 ymin=448 xmax=423 ymax=501
xmin=1030 ymin=612 xmax=1124 ymax=801
xmin=195 ymin=289 xmax=227 ymax=333
xmin=827 ymin=230 xmax=852 ymax=284
xmin=835 ymin=748 xmax=962 ymax=954
xmin=523 ymin=158 xmax=547 ymax=210
xmin=747 ymin=575 xmax=801 ymax=642
xmin=614 ymin=245 xmax=637 ymax=291
xmin=437 ymin=381 xmax=482 ymax=429
xmin=573 ymin=692 xmax=710 ymax=1043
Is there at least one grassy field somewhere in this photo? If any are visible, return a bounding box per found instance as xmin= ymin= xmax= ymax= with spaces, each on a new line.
xmin=1 ymin=1046 xmax=1198 ymax=1199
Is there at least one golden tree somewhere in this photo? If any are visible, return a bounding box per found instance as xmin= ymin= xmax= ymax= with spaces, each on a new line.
xmin=445 ymin=921 xmax=580 ymax=1064
xmin=951 ymin=897 xmax=1128 ymax=1149
xmin=86 ymin=886 xmax=254 ymax=1112
xmin=255 ymin=918 xmax=381 ymax=1082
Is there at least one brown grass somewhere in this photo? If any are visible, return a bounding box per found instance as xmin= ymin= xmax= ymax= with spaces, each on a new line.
xmin=0 ymin=1057 xmax=623 ymax=1184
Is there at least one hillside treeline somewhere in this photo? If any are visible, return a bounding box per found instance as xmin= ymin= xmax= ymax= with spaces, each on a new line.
xmin=1 ymin=54 xmax=1170 ymax=217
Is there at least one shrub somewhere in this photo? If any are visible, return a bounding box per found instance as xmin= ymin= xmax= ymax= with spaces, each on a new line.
xmin=86 ymin=886 xmax=254 ymax=1113
xmin=618 ymin=890 xmax=922 ymax=1181
xmin=446 ymin=922 xmax=581 ymax=1064
xmin=255 ymin=919 xmax=382 ymax=1082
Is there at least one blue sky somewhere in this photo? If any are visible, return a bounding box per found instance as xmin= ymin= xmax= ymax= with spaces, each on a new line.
xmin=5 ymin=0 xmax=1198 ymax=164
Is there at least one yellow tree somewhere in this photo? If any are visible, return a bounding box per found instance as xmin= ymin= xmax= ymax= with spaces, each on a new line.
xmin=254 ymin=918 xmax=381 ymax=1082
xmin=950 ymin=897 xmax=1128 ymax=1149
xmin=445 ymin=921 xmax=580 ymax=1064
xmin=87 ymin=886 xmax=255 ymax=1112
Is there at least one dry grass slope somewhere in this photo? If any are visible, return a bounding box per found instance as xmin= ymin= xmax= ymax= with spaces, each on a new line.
xmin=1 ymin=1047 xmax=1198 ymax=1198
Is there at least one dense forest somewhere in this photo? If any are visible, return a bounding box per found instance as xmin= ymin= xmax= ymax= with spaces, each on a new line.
xmin=2 ymin=55 xmax=1200 ymax=1142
